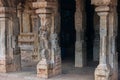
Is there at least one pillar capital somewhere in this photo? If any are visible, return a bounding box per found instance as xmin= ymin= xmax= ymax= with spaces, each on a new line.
xmin=95 ymin=6 xmax=110 ymax=13
xmin=97 ymin=11 xmax=109 ymax=17
xmin=91 ymin=0 xmax=117 ymax=6
xmin=32 ymin=1 xmax=56 ymax=14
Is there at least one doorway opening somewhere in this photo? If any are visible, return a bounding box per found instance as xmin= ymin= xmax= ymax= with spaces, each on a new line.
xmin=59 ymin=0 xmax=95 ymax=76
xmin=85 ymin=0 xmax=95 ymax=62
xmin=59 ymin=0 xmax=76 ymax=62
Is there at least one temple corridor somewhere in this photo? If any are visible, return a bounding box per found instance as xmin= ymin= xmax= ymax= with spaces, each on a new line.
xmin=0 ymin=0 xmax=119 ymax=80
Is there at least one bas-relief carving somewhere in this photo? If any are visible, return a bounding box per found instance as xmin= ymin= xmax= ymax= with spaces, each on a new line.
xmin=39 ymin=14 xmax=51 ymax=61
xmin=38 ymin=12 xmax=61 ymax=64
xmin=39 ymin=28 xmax=51 ymax=60
xmin=51 ymin=33 xmax=59 ymax=51
xmin=18 ymin=2 xmax=40 ymax=61
xmin=50 ymin=33 xmax=61 ymax=63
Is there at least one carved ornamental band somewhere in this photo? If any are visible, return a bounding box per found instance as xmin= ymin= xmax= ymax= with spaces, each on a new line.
xmin=92 ymin=0 xmax=110 ymax=6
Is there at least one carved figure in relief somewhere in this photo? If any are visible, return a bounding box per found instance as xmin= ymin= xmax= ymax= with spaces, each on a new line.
xmin=51 ymin=33 xmax=59 ymax=49
xmin=50 ymin=33 xmax=61 ymax=63
xmin=39 ymin=28 xmax=51 ymax=60
xmin=40 ymin=16 xmax=51 ymax=33
xmin=38 ymin=14 xmax=52 ymax=60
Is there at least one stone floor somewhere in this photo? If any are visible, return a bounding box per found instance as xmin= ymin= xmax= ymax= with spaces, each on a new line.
xmin=0 ymin=52 xmax=119 ymax=80
xmin=0 ymin=61 xmax=120 ymax=80
xmin=0 ymin=61 xmax=95 ymax=80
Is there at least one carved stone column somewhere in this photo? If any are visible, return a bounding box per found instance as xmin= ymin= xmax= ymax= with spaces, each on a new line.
xmin=92 ymin=0 xmax=118 ymax=80
xmin=94 ymin=6 xmax=112 ymax=80
xmin=0 ymin=4 xmax=21 ymax=72
xmin=33 ymin=0 xmax=61 ymax=78
xmin=75 ymin=0 xmax=86 ymax=67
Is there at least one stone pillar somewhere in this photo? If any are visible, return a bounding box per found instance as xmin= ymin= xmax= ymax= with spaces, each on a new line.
xmin=92 ymin=0 xmax=118 ymax=80
xmin=33 ymin=1 xmax=61 ymax=78
xmin=94 ymin=6 xmax=112 ymax=80
xmin=75 ymin=0 xmax=86 ymax=67
xmin=0 ymin=6 xmax=21 ymax=72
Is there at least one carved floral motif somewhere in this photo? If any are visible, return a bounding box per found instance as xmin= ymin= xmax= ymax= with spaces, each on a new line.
xmin=92 ymin=0 xmax=110 ymax=6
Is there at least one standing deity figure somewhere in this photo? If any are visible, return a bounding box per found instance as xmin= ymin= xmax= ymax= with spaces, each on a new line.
xmin=51 ymin=33 xmax=60 ymax=53
xmin=50 ymin=33 xmax=61 ymax=64
xmin=39 ymin=28 xmax=51 ymax=61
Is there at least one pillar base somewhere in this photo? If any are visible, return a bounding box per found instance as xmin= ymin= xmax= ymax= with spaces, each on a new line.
xmin=0 ymin=54 xmax=21 ymax=73
xmin=95 ymin=64 xmax=112 ymax=80
xmin=37 ymin=59 xmax=52 ymax=78
xmin=37 ymin=57 xmax=61 ymax=78
xmin=0 ymin=59 xmax=7 ymax=73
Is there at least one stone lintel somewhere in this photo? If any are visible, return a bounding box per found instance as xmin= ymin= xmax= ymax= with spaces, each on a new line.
xmin=32 ymin=2 xmax=56 ymax=9
xmin=36 ymin=8 xmax=53 ymax=14
xmin=91 ymin=0 xmax=111 ymax=6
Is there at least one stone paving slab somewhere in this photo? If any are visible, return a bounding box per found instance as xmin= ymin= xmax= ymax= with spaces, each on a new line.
xmin=0 ymin=72 xmax=94 ymax=80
